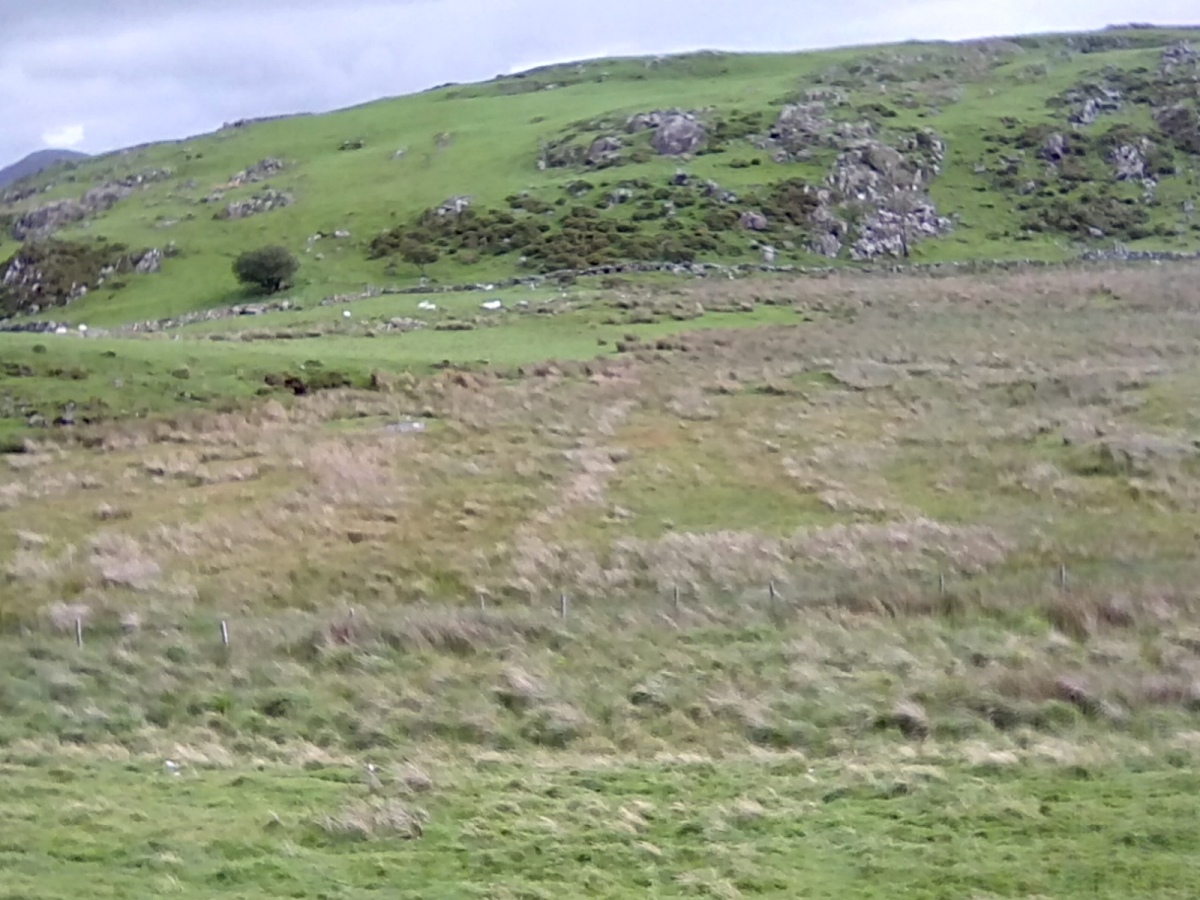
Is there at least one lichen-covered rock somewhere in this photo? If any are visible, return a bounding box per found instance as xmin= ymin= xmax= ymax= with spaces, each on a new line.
xmin=228 ymin=158 xmax=285 ymax=187
xmin=651 ymin=114 xmax=706 ymax=156
xmin=133 ymin=247 xmax=163 ymax=274
xmin=1160 ymin=41 xmax=1198 ymax=76
xmin=586 ymin=136 xmax=622 ymax=164
xmin=214 ymin=189 xmax=294 ymax=221
xmin=738 ymin=210 xmax=770 ymax=231
xmin=1040 ymin=132 xmax=1069 ymax=163
xmin=11 ymin=184 xmax=132 ymax=240
xmin=1110 ymin=142 xmax=1148 ymax=181
xmin=434 ymin=195 xmax=472 ymax=217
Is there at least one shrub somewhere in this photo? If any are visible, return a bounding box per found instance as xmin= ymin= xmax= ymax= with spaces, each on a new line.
xmin=401 ymin=241 xmax=440 ymax=275
xmin=232 ymin=246 xmax=298 ymax=294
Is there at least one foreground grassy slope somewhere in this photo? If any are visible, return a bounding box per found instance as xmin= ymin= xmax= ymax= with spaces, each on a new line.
xmin=5 ymin=753 xmax=1199 ymax=899
xmin=5 ymin=262 xmax=1200 ymax=893
xmin=2 ymin=26 xmax=1199 ymax=328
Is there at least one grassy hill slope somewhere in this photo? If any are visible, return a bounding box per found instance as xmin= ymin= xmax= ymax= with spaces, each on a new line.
xmin=1 ymin=26 xmax=1198 ymax=327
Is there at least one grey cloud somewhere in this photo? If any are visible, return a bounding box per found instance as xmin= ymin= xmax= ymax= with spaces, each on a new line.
xmin=0 ymin=0 xmax=1197 ymax=164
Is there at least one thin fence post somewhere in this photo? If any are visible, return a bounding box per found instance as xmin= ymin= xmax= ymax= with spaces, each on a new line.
xmin=938 ymin=572 xmax=946 ymax=597
xmin=479 ymin=593 xmax=487 ymax=612
xmin=673 ymin=585 xmax=680 ymax=615
xmin=75 ymin=617 xmax=83 ymax=649
xmin=559 ymin=593 xmax=568 ymax=620
xmin=1058 ymin=563 xmax=1068 ymax=592
xmin=220 ymin=620 xmax=230 ymax=647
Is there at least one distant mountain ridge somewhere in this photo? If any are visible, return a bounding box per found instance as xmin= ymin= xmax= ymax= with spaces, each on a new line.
xmin=0 ymin=149 xmax=90 ymax=189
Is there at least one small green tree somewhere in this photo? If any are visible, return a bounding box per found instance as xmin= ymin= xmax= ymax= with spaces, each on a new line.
xmin=232 ymin=246 xmax=298 ymax=294
xmin=400 ymin=240 xmax=440 ymax=276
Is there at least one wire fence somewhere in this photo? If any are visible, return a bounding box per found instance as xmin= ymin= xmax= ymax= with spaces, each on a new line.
xmin=32 ymin=555 xmax=1200 ymax=654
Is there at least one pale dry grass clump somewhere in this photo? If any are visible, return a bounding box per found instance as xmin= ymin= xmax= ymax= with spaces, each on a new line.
xmin=298 ymin=607 xmax=556 ymax=659
xmin=507 ymin=518 xmax=1010 ymax=596
xmin=316 ymin=798 xmax=427 ymax=841
xmin=6 ymin=546 xmax=73 ymax=582
xmin=298 ymin=439 xmax=408 ymax=505
xmin=89 ymin=532 xmax=162 ymax=591
xmin=44 ymin=601 xmax=93 ymax=632
xmin=0 ymin=481 xmax=26 ymax=510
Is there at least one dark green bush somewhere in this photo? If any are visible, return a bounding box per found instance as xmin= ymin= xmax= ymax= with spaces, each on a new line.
xmin=232 ymin=246 xmax=298 ymax=294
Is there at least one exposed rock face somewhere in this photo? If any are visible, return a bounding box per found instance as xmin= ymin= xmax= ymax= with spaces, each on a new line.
xmin=826 ymin=132 xmax=945 ymax=200
xmin=626 ymin=111 xmax=666 ymax=133
xmin=435 ymin=195 xmax=472 ymax=216
xmin=11 ymin=184 xmax=133 ymax=239
xmin=134 ymin=247 xmax=162 ymax=274
xmin=607 ymin=188 xmax=634 ymax=206
xmin=815 ymin=130 xmax=951 ymax=259
xmin=1160 ymin=41 xmax=1198 ymax=75
xmin=1110 ymin=141 xmax=1148 ymax=181
xmin=0 ymin=239 xmax=152 ymax=316
xmin=738 ymin=210 xmax=770 ymax=231
xmin=1067 ymin=86 xmax=1122 ymax=126
xmin=1040 ymin=132 xmax=1069 ymax=163
xmin=215 ymin=189 xmax=293 ymax=220
xmin=650 ymin=114 xmax=706 ymax=156
xmin=810 ymin=232 xmax=843 ymax=258
xmin=586 ymin=136 xmax=622 ymax=164
xmin=7 ymin=168 xmax=174 ymax=239
xmin=625 ymin=108 xmax=707 ymax=153
xmin=807 ymin=206 xmax=849 ymax=258
xmin=769 ymin=102 xmax=833 ymax=154
xmin=849 ymin=199 xmax=952 ymax=260
xmin=702 ymin=179 xmax=738 ymax=203
xmin=228 ymin=158 xmax=285 ymax=187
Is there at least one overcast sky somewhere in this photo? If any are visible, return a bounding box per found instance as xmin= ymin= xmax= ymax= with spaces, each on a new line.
xmin=1 ymin=0 xmax=1196 ymax=165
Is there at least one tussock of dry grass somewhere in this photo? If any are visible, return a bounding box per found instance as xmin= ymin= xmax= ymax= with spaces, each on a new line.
xmin=315 ymin=798 xmax=427 ymax=841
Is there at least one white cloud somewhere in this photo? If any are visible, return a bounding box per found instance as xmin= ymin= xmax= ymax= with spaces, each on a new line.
xmin=42 ymin=123 xmax=86 ymax=148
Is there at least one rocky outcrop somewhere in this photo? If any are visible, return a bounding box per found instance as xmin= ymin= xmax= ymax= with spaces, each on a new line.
xmin=12 ymin=184 xmax=121 ymax=239
xmin=133 ymin=247 xmax=163 ymax=274
xmin=0 ymin=239 xmax=154 ymax=316
xmin=650 ymin=113 xmax=706 ymax=156
xmin=1067 ymin=86 xmax=1122 ymax=126
xmin=827 ymin=132 xmax=945 ymax=198
xmin=7 ymin=168 xmax=174 ymax=239
xmin=586 ymin=136 xmax=622 ymax=164
xmin=435 ymin=195 xmax=472 ymax=217
xmin=807 ymin=206 xmax=849 ymax=258
xmin=1160 ymin=41 xmax=1198 ymax=76
xmin=848 ymin=200 xmax=953 ymax=260
xmin=702 ymin=179 xmax=738 ymax=203
xmin=738 ymin=211 xmax=770 ymax=231
xmin=214 ymin=189 xmax=293 ymax=220
xmin=228 ymin=158 xmax=285 ymax=187
xmin=1110 ymin=141 xmax=1148 ymax=181
xmin=769 ymin=102 xmax=833 ymax=154
xmin=1040 ymin=132 xmax=1069 ymax=163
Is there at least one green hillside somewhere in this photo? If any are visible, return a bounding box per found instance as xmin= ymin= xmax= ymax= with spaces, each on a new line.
xmin=2 ymin=26 xmax=1199 ymax=327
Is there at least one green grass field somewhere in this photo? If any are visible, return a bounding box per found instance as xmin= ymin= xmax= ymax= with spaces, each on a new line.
xmin=5 ymin=753 xmax=1200 ymax=899
xmin=4 ymin=260 xmax=1200 ymax=894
